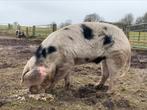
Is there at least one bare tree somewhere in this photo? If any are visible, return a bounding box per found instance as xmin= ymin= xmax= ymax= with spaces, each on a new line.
xmin=84 ymin=13 xmax=104 ymax=22
xmin=143 ymin=12 xmax=147 ymax=23
xmin=51 ymin=22 xmax=57 ymax=32
xmin=119 ymin=13 xmax=134 ymax=25
xmin=135 ymin=12 xmax=147 ymax=24
xmin=135 ymin=17 xmax=144 ymax=24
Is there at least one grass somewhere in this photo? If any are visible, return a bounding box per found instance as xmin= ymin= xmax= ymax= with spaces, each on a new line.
xmin=0 ymin=24 xmax=53 ymax=39
xmin=129 ymin=31 xmax=147 ymax=49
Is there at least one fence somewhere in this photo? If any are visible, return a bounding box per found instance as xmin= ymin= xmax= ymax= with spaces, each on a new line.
xmin=125 ymin=23 xmax=147 ymax=49
xmin=103 ymin=22 xmax=147 ymax=49
xmin=0 ymin=23 xmax=57 ymax=39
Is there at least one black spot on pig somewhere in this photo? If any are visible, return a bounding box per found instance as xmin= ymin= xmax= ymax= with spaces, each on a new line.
xmin=35 ymin=45 xmax=43 ymax=58
xmin=92 ymin=56 xmax=106 ymax=64
xmin=103 ymin=27 xmax=107 ymax=30
xmin=48 ymin=46 xmax=57 ymax=54
xmin=42 ymin=48 xmax=47 ymax=58
xmin=68 ymin=36 xmax=74 ymax=40
xmin=35 ymin=45 xmax=56 ymax=59
xmin=81 ymin=24 xmax=94 ymax=40
xmin=85 ymin=58 xmax=90 ymax=62
xmin=64 ymin=28 xmax=70 ymax=30
xmin=103 ymin=35 xmax=113 ymax=45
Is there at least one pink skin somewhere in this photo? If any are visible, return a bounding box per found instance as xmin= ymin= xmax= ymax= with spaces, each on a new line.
xmin=29 ymin=66 xmax=47 ymax=94
xmin=38 ymin=66 xmax=47 ymax=81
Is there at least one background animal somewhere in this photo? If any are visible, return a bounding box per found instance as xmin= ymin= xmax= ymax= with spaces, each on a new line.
xmin=16 ymin=30 xmax=26 ymax=38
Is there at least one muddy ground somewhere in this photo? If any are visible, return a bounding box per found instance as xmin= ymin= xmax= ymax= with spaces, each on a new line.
xmin=0 ymin=36 xmax=147 ymax=110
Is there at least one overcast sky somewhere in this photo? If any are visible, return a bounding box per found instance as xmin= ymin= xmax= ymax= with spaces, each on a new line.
xmin=0 ymin=0 xmax=147 ymax=25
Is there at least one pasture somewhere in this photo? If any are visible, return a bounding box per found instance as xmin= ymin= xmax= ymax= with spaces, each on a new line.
xmin=0 ymin=24 xmax=147 ymax=110
xmin=129 ymin=31 xmax=147 ymax=49
xmin=0 ymin=24 xmax=54 ymax=39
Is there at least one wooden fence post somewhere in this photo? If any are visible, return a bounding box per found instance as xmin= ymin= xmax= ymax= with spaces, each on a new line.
xmin=26 ymin=27 xmax=29 ymax=37
xmin=138 ymin=31 xmax=141 ymax=41
xmin=8 ymin=23 xmax=11 ymax=30
xmin=32 ymin=25 xmax=36 ymax=36
xmin=52 ymin=23 xmax=57 ymax=32
xmin=126 ymin=25 xmax=130 ymax=40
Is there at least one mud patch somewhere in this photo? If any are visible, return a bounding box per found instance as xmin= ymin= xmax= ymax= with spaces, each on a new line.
xmin=102 ymin=99 xmax=115 ymax=110
xmin=115 ymin=98 xmax=130 ymax=108
xmin=0 ymin=63 xmax=14 ymax=69
xmin=0 ymin=99 xmax=8 ymax=107
xmin=77 ymin=84 xmax=97 ymax=98
xmin=131 ymin=49 xmax=147 ymax=68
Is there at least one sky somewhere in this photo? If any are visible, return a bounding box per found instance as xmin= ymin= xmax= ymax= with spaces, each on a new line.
xmin=0 ymin=0 xmax=147 ymax=26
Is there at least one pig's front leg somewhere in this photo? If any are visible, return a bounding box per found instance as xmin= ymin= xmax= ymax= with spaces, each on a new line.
xmin=64 ymin=73 xmax=71 ymax=90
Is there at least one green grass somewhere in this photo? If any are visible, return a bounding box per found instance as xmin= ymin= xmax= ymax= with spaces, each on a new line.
xmin=0 ymin=24 xmax=53 ymax=39
xmin=0 ymin=25 xmax=9 ymax=29
xmin=129 ymin=31 xmax=147 ymax=49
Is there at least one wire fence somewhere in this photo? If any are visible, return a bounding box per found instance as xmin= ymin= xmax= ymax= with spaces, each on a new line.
xmin=0 ymin=23 xmax=57 ymax=39
xmin=124 ymin=24 xmax=147 ymax=49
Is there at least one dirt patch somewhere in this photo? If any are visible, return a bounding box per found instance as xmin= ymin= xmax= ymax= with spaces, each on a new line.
xmin=131 ymin=49 xmax=147 ymax=68
xmin=0 ymin=37 xmax=41 ymax=69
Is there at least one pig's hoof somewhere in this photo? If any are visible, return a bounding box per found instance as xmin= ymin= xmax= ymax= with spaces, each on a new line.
xmin=95 ymin=84 xmax=109 ymax=91
xmin=29 ymin=86 xmax=39 ymax=94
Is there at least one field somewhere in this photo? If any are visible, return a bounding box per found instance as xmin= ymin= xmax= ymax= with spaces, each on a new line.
xmin=0 ymin=36 xmax=147 ymax=110
xmin=129 ymin=31 xmax=147 ymax=49
xmin=0 ymin=24 xmax=53 ymax=39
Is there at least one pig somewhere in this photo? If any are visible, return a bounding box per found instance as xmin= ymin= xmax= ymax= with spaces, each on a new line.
xmin=21 ymin=22 xmax=131 ymax=93
xmin=16 ymin=30 xmax=26 ymax=38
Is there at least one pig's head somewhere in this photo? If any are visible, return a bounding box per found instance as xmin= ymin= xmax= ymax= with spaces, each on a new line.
xmin=21 ymin=48 xmax=68 ymax=94
xmin=21 ymin=63 xmax=57 ymax=94
xmin=21 ymin=65 xmax=47 ymax=93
